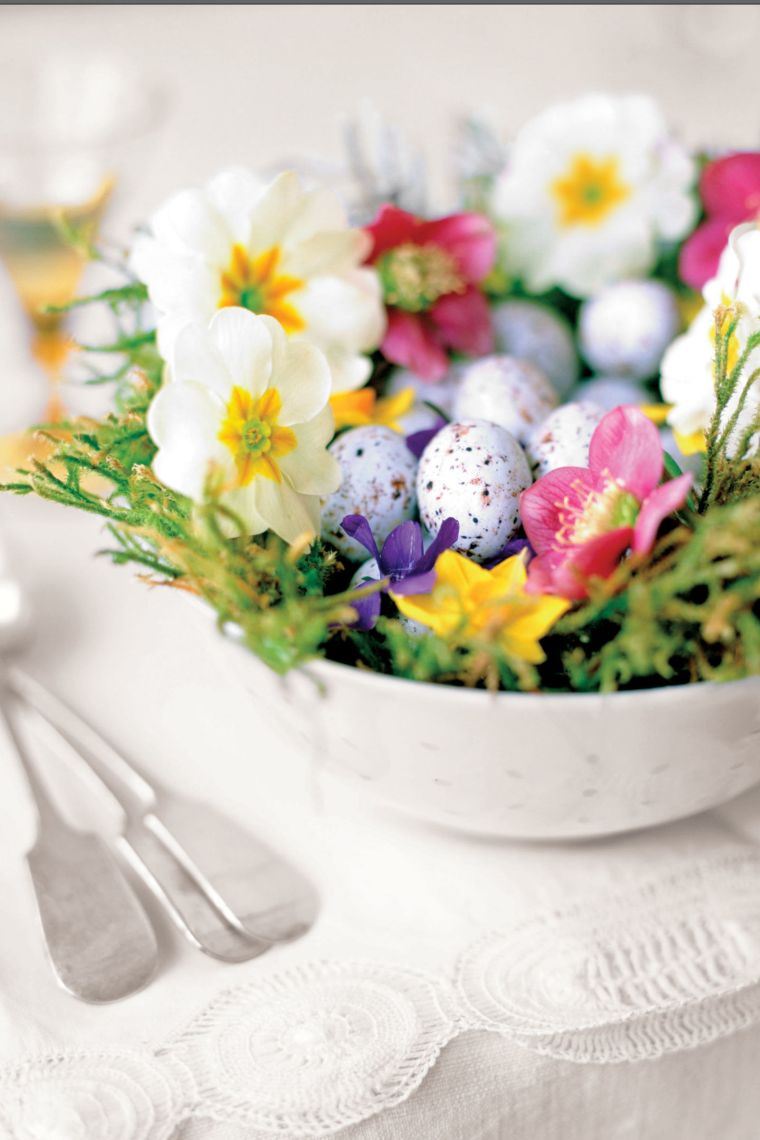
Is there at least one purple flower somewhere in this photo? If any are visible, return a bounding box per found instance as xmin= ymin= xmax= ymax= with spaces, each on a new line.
xmin=341 ymin=514 xmax=460 ymax=630
xmin=405 ymin=418 xmax=447 ymax=459
xmin=481 ymin=536 xmax=533 ymax=570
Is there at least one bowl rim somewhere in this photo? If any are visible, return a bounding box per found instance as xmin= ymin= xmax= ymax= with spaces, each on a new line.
xmin=211 ymin=592 xmax=760 ymax=708
xmin=295 ymin=653 xmax=760 ymax=707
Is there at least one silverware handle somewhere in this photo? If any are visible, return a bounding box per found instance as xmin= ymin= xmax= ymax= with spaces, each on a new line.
xmin=0 ymin=680 xmax=65 ymax=832
xmin=9 ymin=666 xmax=156 ymax=807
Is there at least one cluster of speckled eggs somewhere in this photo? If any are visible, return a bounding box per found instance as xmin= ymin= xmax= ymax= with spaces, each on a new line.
xmin=321 ymin=284 xmax=681 ymax=566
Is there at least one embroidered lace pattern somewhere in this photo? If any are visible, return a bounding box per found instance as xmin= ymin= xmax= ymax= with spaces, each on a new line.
xmin=3 ymin=855 xmax=760 ymax=1138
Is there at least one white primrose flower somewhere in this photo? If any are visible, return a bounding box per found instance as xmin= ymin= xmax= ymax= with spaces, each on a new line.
xmin=661 ymin=224 xmax=760 ymax=455
xmin=147 ymin=308 xmax=341 ymax=541
xmin=132 ymin=168 xmax=386 ymax=393
xmin=492 ymin=93 xmax=697 ymax=298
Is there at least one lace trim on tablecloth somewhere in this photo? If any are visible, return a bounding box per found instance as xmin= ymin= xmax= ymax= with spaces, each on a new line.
xmin=3 ymin=853 xmax=760 ymax=1139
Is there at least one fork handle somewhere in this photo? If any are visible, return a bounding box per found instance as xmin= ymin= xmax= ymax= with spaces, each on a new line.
xmin=9 ymin=666 xmax=155 ymax=809
xmin=0 ymin=674 xmax=66 ymax=834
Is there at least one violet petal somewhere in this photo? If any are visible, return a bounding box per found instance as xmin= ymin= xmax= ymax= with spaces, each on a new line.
xmin=380 ymin=519 xmax=425 ymax=577
xmin=341 ymin=514 xmax=381 ymax=562
xmin=390 ymin=569 xmax=437 ymax=596
xmin=482 ymin=536 xmax=533 ymax=570
xmin=406 ymin=418 xmax=446 ymax=459
xmin=414 ymin=516 xmax=460 ymax=574
xmin=348 ymin=583 xmax=383 ymax=631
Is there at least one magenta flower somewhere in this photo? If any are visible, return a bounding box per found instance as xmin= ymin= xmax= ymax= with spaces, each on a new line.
xmin=364 ymin=205 xmax=496 ymax=382
xmin=520 ymin=406 xmax=692 ymax=600
xmin=680 ymin=152 xmax=760 ymax=290
xmin=341 ymin=514 xmax=459 ymax=630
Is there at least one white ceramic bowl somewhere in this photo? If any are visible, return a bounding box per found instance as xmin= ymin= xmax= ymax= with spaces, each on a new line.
xmin=217 ymin=623 xmax=760 ymax=839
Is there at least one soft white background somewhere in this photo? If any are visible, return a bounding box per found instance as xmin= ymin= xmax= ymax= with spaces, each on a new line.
xmin=1 ymin=4 xmax=760 ymax=229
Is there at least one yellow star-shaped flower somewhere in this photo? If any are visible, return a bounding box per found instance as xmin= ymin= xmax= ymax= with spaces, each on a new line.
xmin=330 ymin=386 xmax=416 ymax=433
xmin=393 ymin=550 xmax=569 ymax=664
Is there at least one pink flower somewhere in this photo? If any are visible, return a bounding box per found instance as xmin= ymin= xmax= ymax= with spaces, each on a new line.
xmin=364 ymin=205 xmax=496 ymax=382
xmin=520 ymin=406 xmax=692 ymax=600
xmin=680 ymin=152 xmax=760 ymax=290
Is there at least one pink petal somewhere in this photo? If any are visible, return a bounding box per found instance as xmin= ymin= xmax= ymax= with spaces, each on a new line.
xmin=700 ymin=152 xmax=760 ymax=221
xmin=381 ymin=309 xmax=449 ymax=382
xmin=418 ymin=213 xmax=497 ymax=283
xmin=526 ymin=529 xmax=634 ymax=600
xmin=520 ymin=467 xmax=598 ymax=555
xmin=588 ymin=406 xmax=663 ymax=500
xmin=632 ymin=473 xmax=692 ymax=555
xmin=364 ymin=205 xmax=419 ymax=261
xmin=430 ymin=286 xmax=494 ymax=356
xmin=679 ymin=218 xmax=735 ymax=291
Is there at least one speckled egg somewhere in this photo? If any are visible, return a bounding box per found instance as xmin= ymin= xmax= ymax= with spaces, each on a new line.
xmin=453 ymin=355 xmax=558 ymax=444
xmin=579 ymin=281 xmax=680 ymax=380
xmin=570 ymin=375 xmax=650 ymax=411
xmin=349 ymin=557 xmax=381 ymax=590
xmin=526 ymin=401 xmax=606 ymax=478
xmin=491 ymin=299 xmax=579 ymax=397
xmin=417 ymin=419 xmax=531 ymax=562
xmin=321 ymin=427 xmax=417 ymax=560
xmin=385 ymin=365 xmax=463 ymax=418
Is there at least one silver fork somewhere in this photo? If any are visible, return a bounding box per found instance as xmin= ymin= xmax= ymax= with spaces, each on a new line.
xmin=0 ymin=569 xmax=158 ymax=1001
xmin=12 ymin=667 xmax=319 ymax=951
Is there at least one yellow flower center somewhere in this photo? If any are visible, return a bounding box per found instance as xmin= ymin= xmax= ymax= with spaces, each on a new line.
xmin=217 ymin=385 xmax=296 ymax=486
xmin=219 ymin=244 xmax=305 ymax=334
xmin=377 ymin=243 xmax=465 ymax=312
xmin=551 ymin=153 xmax=630 ymax=228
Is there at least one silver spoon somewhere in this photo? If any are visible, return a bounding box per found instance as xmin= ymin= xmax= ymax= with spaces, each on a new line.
xmin=0 ymin=572 xmax=159 ymax=1002
xmin=13 ymin=667 xmax=319 ymax=948
xmin=1 ymin=541 xmax=317 ymax=958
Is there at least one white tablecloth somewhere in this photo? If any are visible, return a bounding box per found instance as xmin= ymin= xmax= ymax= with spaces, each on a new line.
xmin=2 ymin=494 xmax=760 ymax=1140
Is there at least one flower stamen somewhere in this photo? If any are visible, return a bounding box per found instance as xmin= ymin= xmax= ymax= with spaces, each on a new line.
xmin=219 ymin=244 xmax=305 ymax=333
xmin=218 ymin=385 xmax=296 ymax=486
xmin=551 ymin=153 xmax=630 ymax=228
xmin=377 ymin=242 xmax=465 ymax=312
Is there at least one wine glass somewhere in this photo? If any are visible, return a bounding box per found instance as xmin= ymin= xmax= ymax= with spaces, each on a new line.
xmin=0 ymin=52 xmax=166 ymax=457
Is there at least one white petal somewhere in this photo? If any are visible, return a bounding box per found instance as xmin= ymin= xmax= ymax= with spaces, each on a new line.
xmin=247 ymin=171 xmax=306 ymax=252
xmin=150 ymin=188 xmax=232 ymax=263
xmin=324 ymin=349 xmax=373 ymax=394
xmin=273 ymin=341 xmax=331 ymax=425
xmin=252 ymin=478 xmax=321 ymax=542
xmin=297 ymin=270 xmax=386 ymax=354
xmin=156 ymin=313 xmax=194 ymax=367
xmin=284 ymin=229 xmax=369 ymax=279
xmin=147 ymin=382 xmax=227 ymax=500
xmin=207 ymin=308 xmax=274 ymax=395
xmin=172 ymin=320 xmax=234 ymax=397
xmin=131 ymin=237 xmax=217 ymax=316
xmin=206 ymin=167 xmax=266 ymax=246
xmin=279 ymin=407 xmax=341 ymax=495
xmin=223 ymin=485 xmax=270 ymax=536
xmin=280 ymin=185 xmax=348 ymax=246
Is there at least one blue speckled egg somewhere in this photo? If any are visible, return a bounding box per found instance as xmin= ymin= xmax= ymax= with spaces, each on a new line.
xmin=454 ymin=355 xmax=558 ymax=444
xmin=491 ymin=299 xmax=579 ymax=397
xmin=417 ymin=419 xmax=531 ymax=563
xmin=526 ymin=401 xmax=605 ymax=478
xmin=321 ymin=426 xmax=417 ymax=560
